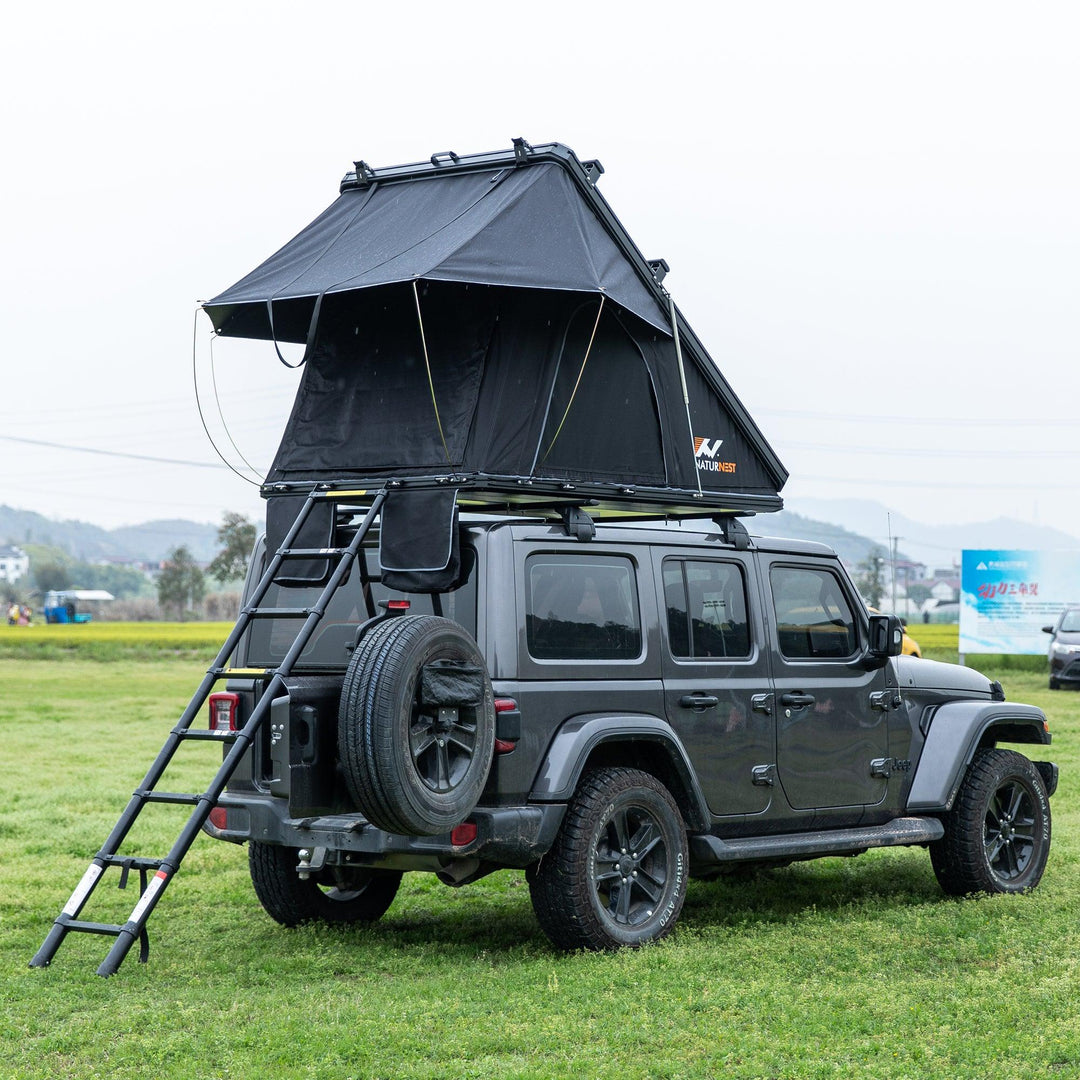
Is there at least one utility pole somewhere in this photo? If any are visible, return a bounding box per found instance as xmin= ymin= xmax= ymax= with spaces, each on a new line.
xmin=891 ymin=535 xmax=901 ymax=616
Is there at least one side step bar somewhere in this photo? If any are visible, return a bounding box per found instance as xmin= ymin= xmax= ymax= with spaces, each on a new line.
xmin=689 ymin=816 xmax=944 ymax=866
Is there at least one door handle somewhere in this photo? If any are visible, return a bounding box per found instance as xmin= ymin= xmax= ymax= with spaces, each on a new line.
xmin=679 ymin=694 xmax=719 ymax=711
xmin=780 ymin=692 xmax=815 ymax=709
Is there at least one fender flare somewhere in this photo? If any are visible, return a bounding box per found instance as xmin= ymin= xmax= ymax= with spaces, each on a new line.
xmin=529 ymin=713 xmax=711 ymax=832
xmin=906 ymin=702 xmax=1050 ymax=812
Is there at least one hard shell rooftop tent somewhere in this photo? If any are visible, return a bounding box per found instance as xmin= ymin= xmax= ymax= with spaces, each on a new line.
xmin=204 ymin=140 xmax=787 ymax=519
xmin=204 ymin=140 xmax=788 ymax=584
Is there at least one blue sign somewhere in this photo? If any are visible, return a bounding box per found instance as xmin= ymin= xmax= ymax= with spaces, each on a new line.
xmin=960 ymin=549 xmax=1080 ymax=654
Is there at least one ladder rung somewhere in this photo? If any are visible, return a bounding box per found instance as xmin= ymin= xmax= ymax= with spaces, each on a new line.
xmin=99 ymin=855 xmax=165 ymax=871
xmin=208 ymin=666 xmax=274 ymax=679
xmin=177 ymin=729 xmax=242 ymax=743
xmin=279 ymin=547 xmax=349 ymax=558
xmin=243 ymin=607 xmax=312 ymax=619
xmin=136 ymin=791 xmax=202 ymax=806
xmin=63 ymin=919 xmax=125 ymax=937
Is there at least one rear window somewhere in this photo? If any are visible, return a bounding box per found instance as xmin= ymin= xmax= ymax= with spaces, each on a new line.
xmin=242 ymin=546 xmax=476 ymax=669
xmin=663 ymin=558 xmax=751 ymax=659
xmin=525 ymin=553 xmax=641 ymax=660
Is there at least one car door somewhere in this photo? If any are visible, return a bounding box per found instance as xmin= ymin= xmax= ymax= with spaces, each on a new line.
xmin=657 ymin=550 xmax=774 ymax=817
xmin=762 ymin=557 xmax=890 ymax=809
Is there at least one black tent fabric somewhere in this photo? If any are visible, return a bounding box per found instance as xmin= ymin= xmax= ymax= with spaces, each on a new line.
xmin=205 ymin=161 xmax=670 ymax=340
xmin=203 ymin=141 xmax=787 ymax=522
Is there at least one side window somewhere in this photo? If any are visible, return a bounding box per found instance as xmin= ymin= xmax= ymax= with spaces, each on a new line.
xmin=526 ymin=553 xmax=641 ymax=660
xmin=770 ymin=565 xmax=857 ymax=660
xmin=663 ymin=559 xmax=751 ymax=659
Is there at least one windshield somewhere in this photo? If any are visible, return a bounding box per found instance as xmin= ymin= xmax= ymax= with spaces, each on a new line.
xmin=1060 ymin=610 xmax=1080 ymax=633
xmin=241 ymin=545 xmax=477 ymax=670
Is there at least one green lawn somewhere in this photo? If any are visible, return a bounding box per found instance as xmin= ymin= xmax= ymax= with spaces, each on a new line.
xmin=1 ymin=639 xmax=1078 ymax=1079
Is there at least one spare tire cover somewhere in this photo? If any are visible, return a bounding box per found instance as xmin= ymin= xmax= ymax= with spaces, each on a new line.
xmin=338 ymin=614 xmax=496 ymax=836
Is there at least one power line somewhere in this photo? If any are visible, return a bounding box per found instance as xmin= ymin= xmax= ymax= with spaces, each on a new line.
xmin=782 ymin=440 xmax=1077 ymax=460
xmin=0 ymin=434 xmax=228 ymax=470
xmin=761 ymin=407 xmax=1077 ymax=427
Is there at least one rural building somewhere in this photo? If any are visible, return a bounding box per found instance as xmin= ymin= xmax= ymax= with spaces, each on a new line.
xmin=0 ymin=545 xmax=29 ymax=583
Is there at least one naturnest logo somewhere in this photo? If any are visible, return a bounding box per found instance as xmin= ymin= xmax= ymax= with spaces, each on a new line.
xmin=693 ymin=436 xmax=736 ymax=474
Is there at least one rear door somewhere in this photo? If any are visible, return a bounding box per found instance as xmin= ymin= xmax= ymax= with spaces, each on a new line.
xmin=761 ymin=556 xmax=890 ymax=809
xmin=657 ymin=549 xmax=774 ymax=817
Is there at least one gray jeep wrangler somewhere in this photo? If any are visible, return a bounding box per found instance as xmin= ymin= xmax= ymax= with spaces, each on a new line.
xmin=203 ymin=515 xmax=1057 ymax=951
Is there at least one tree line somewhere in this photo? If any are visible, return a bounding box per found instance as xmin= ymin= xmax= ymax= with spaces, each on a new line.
xmin=3 ymin=512 xmax=257 ymax=622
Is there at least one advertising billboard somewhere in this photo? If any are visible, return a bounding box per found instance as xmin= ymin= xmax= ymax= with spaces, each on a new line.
xmin=960 ymin=549 xmax=1080 ymax=654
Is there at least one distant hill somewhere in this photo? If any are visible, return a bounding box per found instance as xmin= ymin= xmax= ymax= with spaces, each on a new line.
xmin=3 ymin=501 xmax=890 ymax=571
xmin=7 ymin=497 xmax=1074 ymax=578
xmin=751 ymin=509 xmax=900 ymax=568
xmin=0 ymin=505 xmax=228 ymax=563
xmin=788 ymin=497 xmax=1080 ymax=570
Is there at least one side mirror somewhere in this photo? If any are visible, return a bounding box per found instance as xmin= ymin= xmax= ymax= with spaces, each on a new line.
xmin=1042 ymin=626 xmax=1054 ymax=635
xmin=868 ymin=613 xmax=904 ymax=658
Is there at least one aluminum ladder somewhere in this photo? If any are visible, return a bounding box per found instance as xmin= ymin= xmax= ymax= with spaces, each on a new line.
xmin=29 ymin=488 xmax=385 ymax=976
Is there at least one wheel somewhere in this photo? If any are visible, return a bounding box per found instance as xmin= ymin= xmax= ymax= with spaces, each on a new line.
xmin=929 ymin=748 xmax=1051 ymax=896
xmin=529 ymin=767 xmax=688 ymax=951
xmin=248 ymin=842 xmax=401 ymax=927
xmin=1049 ymin=677 xmax=1060 ymax=690
xmin=338 ymin=615 xmax=495 ymax=836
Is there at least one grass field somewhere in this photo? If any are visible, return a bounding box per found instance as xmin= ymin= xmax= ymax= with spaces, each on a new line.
xmin=1 ymin=626 xmax=1078 ymax=1078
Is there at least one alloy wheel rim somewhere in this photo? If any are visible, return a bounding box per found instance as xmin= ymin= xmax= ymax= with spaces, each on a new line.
xmin=592 ymin=802 xmax=670 ymax=927
xmin=984 ymin=779 xmax=1037 ymax=881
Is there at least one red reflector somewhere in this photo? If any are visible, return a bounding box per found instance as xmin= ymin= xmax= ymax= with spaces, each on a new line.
xmin=451 ymin=822 xmax=477 ymax=846
xmin=494 ymin=698 xmax=517 ymax=713
xmin=208 ymin=807 xmax=228 ymax=830
xmin=387 ymin=600 xmax=410 ymax=610
xmin=208 ymin=692 xmax=239 ymax=732
xmin=494 ymin=738 xmax=516 ymax=754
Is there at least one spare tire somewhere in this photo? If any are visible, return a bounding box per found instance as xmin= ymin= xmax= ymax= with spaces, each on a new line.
xmin=338 ymin=615 xmax=496 ymax=836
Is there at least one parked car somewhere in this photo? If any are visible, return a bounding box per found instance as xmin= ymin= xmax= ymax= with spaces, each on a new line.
xmin=201 ymin=517 xmax=1057 ymax=951
xmin=1043 ymin=606 xmax=1080 ymax=689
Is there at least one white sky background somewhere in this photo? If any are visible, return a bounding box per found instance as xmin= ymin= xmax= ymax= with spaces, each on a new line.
xmin=1 ymin=1 xmax=1077 ymax=540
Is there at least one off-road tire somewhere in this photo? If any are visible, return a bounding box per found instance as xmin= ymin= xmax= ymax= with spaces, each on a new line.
xmin=529 ymin=767 xmax=688 ymax=951
xmin=929 ymin=748 xmax=1051 ymax=896
xmin=248 ymin=841 xmax=401 ymax=926
xmin=338 ymin=615 xmax=495 ymax=836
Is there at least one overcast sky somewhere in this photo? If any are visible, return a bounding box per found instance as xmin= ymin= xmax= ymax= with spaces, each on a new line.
xmin=2 ymin=1 xmax=1077 ymax=549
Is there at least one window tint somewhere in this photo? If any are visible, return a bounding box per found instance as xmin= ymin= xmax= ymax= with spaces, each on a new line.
xmin=526 ymin=554 xmax=641 ymax=660
xmin=770 ymin=566 xmax=857 ymax=660
xmin=244 ymin=546 xmax=476 ymax=669
xmin=663 ymin=559 xmax=751 ymax=659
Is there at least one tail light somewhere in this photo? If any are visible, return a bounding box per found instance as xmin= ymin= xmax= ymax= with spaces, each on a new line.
xmin=494 ymin=697 xmax=519 ymax=754
xmin=451 ymin=822 xmax=477 ymax=846
xmin=208 ymin=692 xmax=239 ymax=732
xmin=208 ymin=807 xmax=229 ymax=830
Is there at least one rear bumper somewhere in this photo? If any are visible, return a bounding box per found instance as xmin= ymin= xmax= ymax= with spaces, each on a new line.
xmin=203 ymin=795 xmax=566 ymax=870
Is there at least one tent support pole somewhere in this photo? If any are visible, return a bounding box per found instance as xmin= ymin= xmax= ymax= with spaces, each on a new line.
xmin=412 ymin=279 xmax=453 ymax=465
xmin=669 ymin=295 xmax=703 ymax=498
xmin=539 ymin=295 xmax=606 ymax=464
